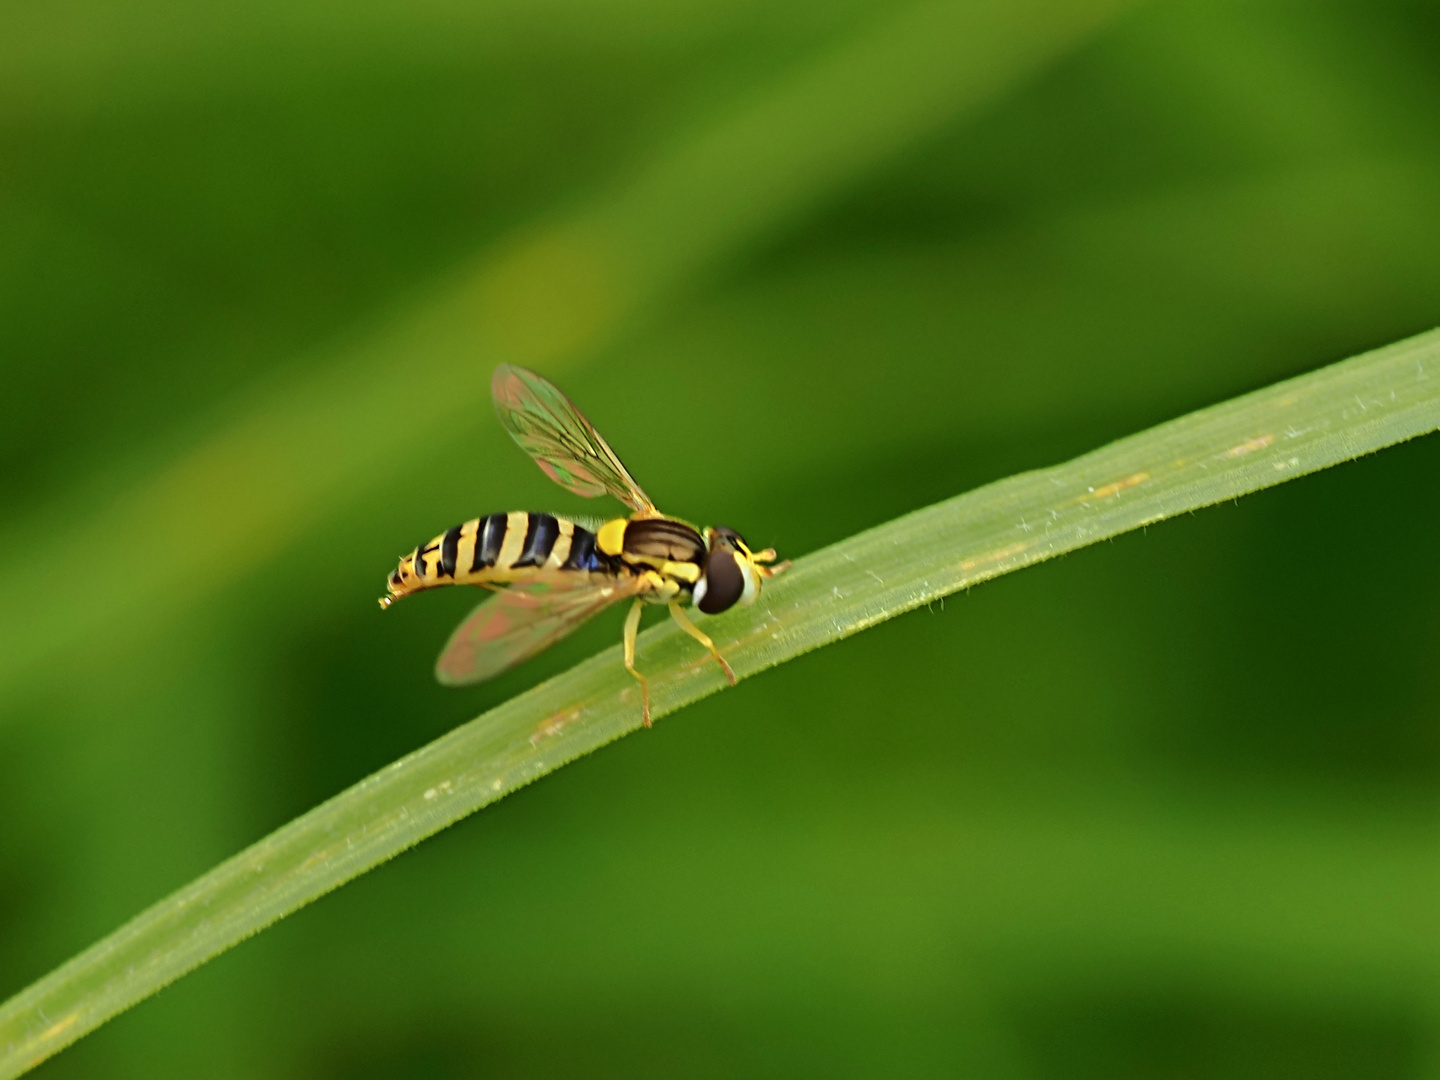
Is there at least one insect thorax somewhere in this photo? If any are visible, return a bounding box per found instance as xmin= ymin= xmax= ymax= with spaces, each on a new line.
xmin=604 ymin=517 xmax=706 ymax=596
xmin=620 ymin=518 xmax=706 ymax=563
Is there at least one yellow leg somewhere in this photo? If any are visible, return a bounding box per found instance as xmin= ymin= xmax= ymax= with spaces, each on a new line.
xmin=751 ymin=549 xmax=790 ymax=578
xmin=668 ymin=602 xmax=737 ymax=685
xmin=623 ymin=597 xmax=651 ymax=727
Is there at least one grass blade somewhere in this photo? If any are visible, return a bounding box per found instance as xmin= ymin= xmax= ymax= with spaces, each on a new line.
xmin=2 ymin=328 xmax=1438 ymax=1075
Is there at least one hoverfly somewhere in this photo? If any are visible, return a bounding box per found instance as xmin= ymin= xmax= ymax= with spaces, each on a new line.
xmin=381 ymin=365 xmax=788 ymax=726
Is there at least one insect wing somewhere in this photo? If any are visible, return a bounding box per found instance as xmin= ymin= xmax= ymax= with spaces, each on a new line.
xmin=492 ymin=364 xmax=656 ymax=513
xmin=435 ymin=574 xmax=638 ymax=685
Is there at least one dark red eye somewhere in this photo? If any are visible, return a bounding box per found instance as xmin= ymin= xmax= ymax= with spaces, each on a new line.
xmin=698 ymin=547 xmax=744 ymax=614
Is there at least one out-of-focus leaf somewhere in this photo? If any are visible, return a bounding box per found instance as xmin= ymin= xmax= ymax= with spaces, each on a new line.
xmin=0 ymin=0 xmax=1138 ymax=704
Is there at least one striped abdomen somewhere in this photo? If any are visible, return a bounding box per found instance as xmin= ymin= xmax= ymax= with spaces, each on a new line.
xmin=383 ymin=512 xmax=615 ymax=605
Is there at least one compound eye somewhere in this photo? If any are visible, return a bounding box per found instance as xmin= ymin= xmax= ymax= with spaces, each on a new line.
xmin=697 ymin=546 xmax=745 ymax=614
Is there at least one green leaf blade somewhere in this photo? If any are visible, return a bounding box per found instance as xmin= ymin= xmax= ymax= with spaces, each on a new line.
xmin=2 ymin=328 xmax=1438 ymax=1077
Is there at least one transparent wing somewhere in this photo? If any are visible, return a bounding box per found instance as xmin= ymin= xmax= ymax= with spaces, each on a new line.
xmin=435 ymin=573 xmax=641 ymax=686
xmin=491 ymin=364 xmax=656 ymax=514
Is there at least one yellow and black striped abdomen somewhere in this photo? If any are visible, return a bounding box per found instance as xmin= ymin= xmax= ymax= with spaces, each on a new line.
xmin=381 ymin=512 xmax=613 ymax=607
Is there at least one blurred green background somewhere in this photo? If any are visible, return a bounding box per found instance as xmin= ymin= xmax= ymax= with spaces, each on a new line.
xmin=3 ymin=0 xmax=1440 ymax=1076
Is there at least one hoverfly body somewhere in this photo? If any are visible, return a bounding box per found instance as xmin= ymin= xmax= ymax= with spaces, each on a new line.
xmin=380 ymin=365 xmax=788 ymax=726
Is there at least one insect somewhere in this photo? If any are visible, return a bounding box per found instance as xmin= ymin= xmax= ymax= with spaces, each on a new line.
xmin=380 ymin=365 xmax=788 ymax=726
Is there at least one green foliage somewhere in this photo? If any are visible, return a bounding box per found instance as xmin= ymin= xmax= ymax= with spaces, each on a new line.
xmin=3 ymin=0 xmax=1440 ymax=1076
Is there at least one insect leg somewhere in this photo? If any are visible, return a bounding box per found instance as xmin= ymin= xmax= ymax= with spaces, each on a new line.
xmin=622 ymin=597 xmax=651 ymax=727
xmin=750 ymin=549 xmax=791 ymax=579
xmin=668 ymin=602 xmax=737 ymax=686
